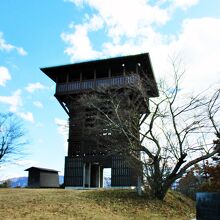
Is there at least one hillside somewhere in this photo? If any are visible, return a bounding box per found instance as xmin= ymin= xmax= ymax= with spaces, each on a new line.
xmin=0 ymin=188 xmax=195 ymax=219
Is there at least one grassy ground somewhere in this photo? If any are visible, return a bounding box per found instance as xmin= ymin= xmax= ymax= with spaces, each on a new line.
xmin=0 ymin=188 xmax=195 ymax=220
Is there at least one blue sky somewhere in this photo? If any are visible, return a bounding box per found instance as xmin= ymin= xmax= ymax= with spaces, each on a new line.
xmin=0 ymin=0 xmax=220 ymax=180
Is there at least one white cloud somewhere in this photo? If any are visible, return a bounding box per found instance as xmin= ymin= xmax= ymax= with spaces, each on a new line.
xmin=171 ymin=0 xmax=199 ymax=10
xmin=166 ymin=17 xmax=220 ymax=91
xmin=63 ymin=1 xmax=220 ymax=94
xmin=16 ymin=47 xmax=28 ymax=56
xmin=0 ymin=169 xmax=26 ymax=180
xmin=55 ymin=118 xmax=68 ymax=152
xmin=65 ymin=0 xmax=84 ymax=5
xmin=33 ymin=101 xmax=44 ymax=108
xmin=0 ymin=160 xmax=40 ymax=180
xmin=0 ymin=32 xmax=27 ymax=56
xmin=0 ymin=66 xmax=11 ymax=86
xmin=90 ymin=0 xmax=169 ymax=36
xmin=0 ymin=89 xmax=22 ymax=112
xmin=36 ymin=122 xmax=44 ymax=128
xmin=38 ymin=138 xmax=44 ymax=144
xmin=25 ymin=82 xmax=45 ymax=93
xmin=0 ymin=90 xmax=35 ymax=123
xmin=14 ymin=159 xmax=40 ymax=167
xmin=87 ymin=14 xmax=104 ymax=31
xmin=61 ymin=0 xmax=170 ymax=61
xmin=62 ymin=0 xmax=201 ymax=63
xmin=61 ymin=23 xmax=102 ymax=61
xmin=18 ymin=112 xmax=34 ymax=123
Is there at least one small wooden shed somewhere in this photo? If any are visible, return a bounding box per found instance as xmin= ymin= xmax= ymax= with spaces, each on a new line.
xmin=25 ymin=167 xmax=59 ymax=188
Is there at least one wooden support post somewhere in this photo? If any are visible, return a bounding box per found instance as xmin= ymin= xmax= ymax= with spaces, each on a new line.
xmin=89 ymin=163 xmax=91 ymax=188
xmin=123 ymin=64 xmax=125 ymax=76
xmin=108 ymin=67 xmax=111 ymax=78
xmin=94 ymin=69 xmax=96 ymax=80
xmin=136 ymin=64 xmax=139 ymax=74
xmin=98 ymin=166 xmax=101 ymax=188
xmin=83 ymin=163 xmax=86 ymax=187
xmin=94 ymin=69 xmax=96 ymax=88
xmin=67 ymin=73 xmax=69 ymax=83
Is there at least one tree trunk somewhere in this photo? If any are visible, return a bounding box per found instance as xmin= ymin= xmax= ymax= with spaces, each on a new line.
xmin=150 ymin=182 xmax=170 ymax=200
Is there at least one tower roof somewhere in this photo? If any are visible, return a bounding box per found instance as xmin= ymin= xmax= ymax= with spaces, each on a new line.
xmin=41 ymin=53 xmax=159 ymax=97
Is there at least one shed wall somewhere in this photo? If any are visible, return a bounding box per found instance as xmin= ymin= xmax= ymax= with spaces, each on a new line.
xmin=28 ymin=170 xmax=40 ymax=187
xmin=40 ymin=171 xmax=59 ymax=188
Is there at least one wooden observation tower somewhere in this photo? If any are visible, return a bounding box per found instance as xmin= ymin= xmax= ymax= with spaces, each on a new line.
xmin=41 ymin=53 xmax=158 ymax=188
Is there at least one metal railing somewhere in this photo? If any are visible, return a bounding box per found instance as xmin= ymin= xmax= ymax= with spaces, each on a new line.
xmin=56 ymin=74 xmax=140 ymax=94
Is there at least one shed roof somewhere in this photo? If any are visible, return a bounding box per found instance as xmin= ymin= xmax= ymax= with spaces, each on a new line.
xmin=25 ymin=166 xmax=59 ymax=173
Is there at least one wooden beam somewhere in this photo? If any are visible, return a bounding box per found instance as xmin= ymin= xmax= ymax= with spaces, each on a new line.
xmin=57 ymin=99 xmax=70 ymax=116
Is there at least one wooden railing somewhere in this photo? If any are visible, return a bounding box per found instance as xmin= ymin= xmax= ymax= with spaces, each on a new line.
xmin=56 ymin=74 xmax=140 ymax=94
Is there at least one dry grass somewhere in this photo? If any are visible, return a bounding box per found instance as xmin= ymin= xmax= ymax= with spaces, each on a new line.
xmin=0 ymin=188 xmax=195 ymax=220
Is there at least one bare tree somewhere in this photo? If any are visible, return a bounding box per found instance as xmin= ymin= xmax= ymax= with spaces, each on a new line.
xmin=0 ymin=113 xmax=26 ymax=165
xmin=79 ymin=61 xmax=220 ymax=200
xmin=207 ymin=88 xmax=220 ymax=161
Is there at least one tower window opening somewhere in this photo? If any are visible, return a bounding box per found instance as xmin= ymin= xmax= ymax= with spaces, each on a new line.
xmin=111 ymin=65 xmax=123 ymax=77
xmin=57 ymin=73 xmax=67 ymax=83
xmin=96 ymin=67 xmax=109 ymax=79
xmin=69 ymin=72 xmax=80 ymax=82
xmin=82 ymin=69 xmax=94 ymax=80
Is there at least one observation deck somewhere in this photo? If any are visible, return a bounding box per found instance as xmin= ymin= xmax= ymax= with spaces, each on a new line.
xmin=55 ymin=74 xmax=140 ymax=95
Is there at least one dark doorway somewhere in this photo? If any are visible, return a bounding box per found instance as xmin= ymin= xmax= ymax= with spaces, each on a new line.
xmin=90 ymin=164 xmax=99 ymax=187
